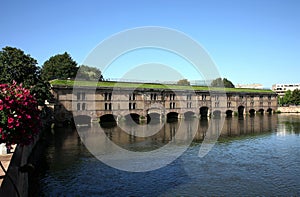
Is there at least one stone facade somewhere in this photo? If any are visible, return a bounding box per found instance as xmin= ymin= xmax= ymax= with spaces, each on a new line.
xmin=50 ymin=84 xmax=278 ymax=124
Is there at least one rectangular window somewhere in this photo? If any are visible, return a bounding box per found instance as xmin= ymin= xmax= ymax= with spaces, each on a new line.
xmin=77 ymin=92 xmax=80 ymax=100
xmin=227 ymin=102 xmax=231 ymax=108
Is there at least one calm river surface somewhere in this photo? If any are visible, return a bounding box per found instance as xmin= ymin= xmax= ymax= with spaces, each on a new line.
xmin=38 ymin=114 xmax=300 ymax=196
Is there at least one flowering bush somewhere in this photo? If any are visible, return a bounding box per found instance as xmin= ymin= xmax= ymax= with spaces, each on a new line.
xmin=0 ymin=81 xmax=41 ymax=147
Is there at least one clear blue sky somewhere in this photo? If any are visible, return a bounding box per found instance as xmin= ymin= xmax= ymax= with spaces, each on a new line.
xmin=1 ymin=0 xmax=299 ymax=88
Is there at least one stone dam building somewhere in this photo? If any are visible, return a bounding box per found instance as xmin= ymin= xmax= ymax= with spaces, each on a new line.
xmin=50 ymin=81 xmax=278 ymax=124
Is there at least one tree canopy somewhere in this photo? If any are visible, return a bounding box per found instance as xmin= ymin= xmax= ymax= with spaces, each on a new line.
xmin=41 ymin=52 xmax=78 ymax=81
xmin=0 ymin=46 xmax=52 ymax=105
xmin=0 ymin=46 xmax=39 ymax=85
xmin=77 ymin=65 xmax=104 ymax=81
xmin=211 ymin=78 xmax=235 ymax=88
xmin=280 ymin=89 xmax=300 ymax=106
xmin=177 ymin=79 xmax=190 ymax=86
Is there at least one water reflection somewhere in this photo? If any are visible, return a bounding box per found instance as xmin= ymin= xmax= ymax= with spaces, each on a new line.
xmin=78 ymin=115 xmax=278 ymax=150
xmin=38 ymin=115 xmax=300 ymax=196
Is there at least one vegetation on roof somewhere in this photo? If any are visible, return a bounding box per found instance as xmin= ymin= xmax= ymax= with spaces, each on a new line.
xmin=50 ymin=79 xmax=274 ymax=93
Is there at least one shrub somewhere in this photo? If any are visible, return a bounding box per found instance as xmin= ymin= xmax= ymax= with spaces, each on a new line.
xmin=0 ymin=81 xmax=41 ymax=148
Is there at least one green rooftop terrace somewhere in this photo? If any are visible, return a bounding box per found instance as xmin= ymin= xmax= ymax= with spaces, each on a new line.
xmin=50 ymin=79 xmax=275 ymax=94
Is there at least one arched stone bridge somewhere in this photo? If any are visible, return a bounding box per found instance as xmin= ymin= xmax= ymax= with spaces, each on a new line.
xmin=50 ymin=82 xmax=278 ymax=124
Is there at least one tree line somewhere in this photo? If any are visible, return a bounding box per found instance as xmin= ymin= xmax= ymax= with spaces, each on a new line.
xmin=0 ymin=46 xmax=103 ymax=105
xmin=279 ymin=89 xmax=300 ymax=106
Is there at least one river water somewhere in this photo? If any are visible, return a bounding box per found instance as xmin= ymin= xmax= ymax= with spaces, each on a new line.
xmin=37 ymin=114 xmax=300 ymax=196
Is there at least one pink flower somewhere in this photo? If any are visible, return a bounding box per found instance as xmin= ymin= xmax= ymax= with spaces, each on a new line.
xmin=8 ymin=117 xmax=14 ymax=124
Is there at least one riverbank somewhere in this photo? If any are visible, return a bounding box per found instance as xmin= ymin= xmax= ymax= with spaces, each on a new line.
xmin=278 ymin=106 xmax=300 ymax=113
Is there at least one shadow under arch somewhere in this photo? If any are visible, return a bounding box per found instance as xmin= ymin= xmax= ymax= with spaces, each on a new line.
xmin=249 ymin=109 xmax=255 ymax=116
xmin=167 ymin=112 xmax=178 ymax=123
xmin=258 ymin=109 xmax=264 ymax=115
xmin=184 ymin=111 xmax=195 ymax=119
xmin=125 ymin=113 xmax=140 ymax=124
xmin=212 ymin=110 xmax=221 ymax=117
xmin=74 ymin=115 xmax=91 ymax=126
xmin=147 ymin=112 xmax=161 ymax=124
xmin=226 ymin=110 xmax=233 ymax=118
xmin=238 ymin=106 xmax=245 ymax=116
xmin=267 ymin=108 xmax=273 ymax=115
xmin=199 ymin=106 xmax=209 ymax=118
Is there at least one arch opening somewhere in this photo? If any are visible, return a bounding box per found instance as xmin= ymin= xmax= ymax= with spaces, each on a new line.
xmin=125 ymin=113 xmax=140 ymax=124
xmin=258 ymin=109 xmax=264 ymax=115
xmin=99 ymin=114 xmax=117 ymax=128
xmin=147 ymin=113 xmax=160 ymax=124
xmin=226 ymin=110 xmax=233 ymax=118
xmin=213 ymin=110 xmax=221 ymax=117
xmin=249 ymin=109 xmax=255 ymax=116
xmin=74 ymin=115 xmax=91 ymax=126
xmin=184 ymin=111 xmax=195 ymax=119
xmin=167 ymin=112 xmax=178 ymax=122
xmin=238 ymin=106 xmax=245 ymax=116
xmin=200 ymin=106 xmax=209 ymax=118
xmin=267 ymin=108 xmax=272 ymax=115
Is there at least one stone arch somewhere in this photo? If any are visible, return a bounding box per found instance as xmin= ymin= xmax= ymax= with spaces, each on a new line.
xmin=100 ymin=114 xmax=117 ymax=122
xmin=249 ymin=109 xmax=255 ymax=116
xmin=238 ymin=106 xmax=245 ymax=116
xmin=226 ymin=110 xmax=233 ymax=117
xmin=200 ymin=106 xmax=209 ymax=118
xmin=258 ymin=109 xmax=264 ymax=115
xmin=267 ymin=108 xmax=273 ymax=114
xmin=147 ymin=112 xmax=160 ymax=124
xmin=167 ymin=112 xmax=179 ymax=122
xmin=184 ymin=111 xmax=195 ymax=119
xmin=213 ymin=110 xmax=221 ymax=117
xmin=125 ymin=113 xmax=140 ymax=124
xmin=74 ymin=115 xmax=91 ymax=126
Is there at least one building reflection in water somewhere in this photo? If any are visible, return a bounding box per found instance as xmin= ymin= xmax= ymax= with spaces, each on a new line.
xmin=77 ymin=115 xmax=278 ymax=154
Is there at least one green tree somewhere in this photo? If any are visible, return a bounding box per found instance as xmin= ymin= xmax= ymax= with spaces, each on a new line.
xmin=291 ymin=89 xmax=300 ymax=105
xmin=0 ymin=46 xmax=39 ymax=85
xmin=211 ymin=78 xmax=235 ymax=88
xmin=0 ymin=46 xmax=51 ymax=105
xmin=77 ymin=65 xmax=103 ymax=81
xmin=41 ymin=52 xmax=78 ymax=81
xmin=283 ymin=90 xmax=293 ymax=105
xmin=177 ymin=79 xmax=190 ymax=86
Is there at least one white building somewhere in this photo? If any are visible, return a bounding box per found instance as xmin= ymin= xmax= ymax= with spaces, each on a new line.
xmin=272 ymin=83 xmax=300 ymax=97
xmin=235 ymin=84 xmax=263 ymax=89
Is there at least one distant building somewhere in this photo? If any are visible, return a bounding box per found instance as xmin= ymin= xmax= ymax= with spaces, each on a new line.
xmin=272 ymin=83 xmax=300 ymax=97
xmin=235 ymin=84 xmax=263 ymax=89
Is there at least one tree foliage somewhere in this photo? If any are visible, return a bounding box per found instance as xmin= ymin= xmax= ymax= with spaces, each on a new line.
xmin=77 ymin=65 xmax=103 ymax=81
xmin=0 ymin=46 xmax=51 ymax=105
xmin=0 ymin=46 xmax=39 ymax=86
xmin=280 ymin=89 xmax=300 ymax=106
xmin=41 ymin=52 xmax=78 ymax=81
xmin=211 ymin=78 xmax=235 ymax=88
xmin=177 ymin=79 xmax=190 ymax=86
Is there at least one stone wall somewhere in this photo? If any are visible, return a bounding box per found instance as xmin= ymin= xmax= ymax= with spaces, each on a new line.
xmin=0 ymin=135 xmax=40 ymax=197
xmin=278 ymin=106 xmax=300 ymax=113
